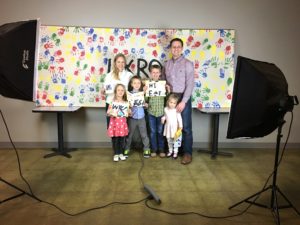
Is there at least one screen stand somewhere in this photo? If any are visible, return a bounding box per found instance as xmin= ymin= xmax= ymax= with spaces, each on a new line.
xmin=228 ymin=119 xmax=300 ymax=225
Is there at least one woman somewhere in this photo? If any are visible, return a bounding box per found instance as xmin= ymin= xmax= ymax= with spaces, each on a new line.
xmin=103 ymin=53 xmax=133 ymax=127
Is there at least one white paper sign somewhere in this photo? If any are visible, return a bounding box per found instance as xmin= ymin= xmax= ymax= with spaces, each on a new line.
xmin=109 ymin=102 xmax=129 ymax=117
xmin=127 ymin=92 xmax=145 ymax=107
xmin=145 ymin=80 xmax=166 ymax=97
xmin=105 ymin=83 xmax=114 ymax=94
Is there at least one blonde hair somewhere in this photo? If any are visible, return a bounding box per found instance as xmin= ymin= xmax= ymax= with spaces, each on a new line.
xmin=112 ymin=53 xmax=126 ymax=80
xmin=113 ymin=84 xmax=127 ymax=101
xmin=167 ymin=93 xmax=179 ymax=107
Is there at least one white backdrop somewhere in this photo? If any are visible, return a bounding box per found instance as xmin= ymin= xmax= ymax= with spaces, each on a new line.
xmin=0 ymin=0 xmax=299 ymax=148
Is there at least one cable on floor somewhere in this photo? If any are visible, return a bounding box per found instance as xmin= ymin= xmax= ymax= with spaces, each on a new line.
xmin=0 ymin=109 xmax=151 ymax=216
xmin=0 ymin=109 xmax=294 ymax=219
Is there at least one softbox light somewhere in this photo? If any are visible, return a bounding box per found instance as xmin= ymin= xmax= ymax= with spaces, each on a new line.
xmin=227 ymin=56 xmax=290 ymax=138
xmin=227 ymin=55 xmax=299 ymax=224
xmin=0 ymin=19 xmax=39 ymax=102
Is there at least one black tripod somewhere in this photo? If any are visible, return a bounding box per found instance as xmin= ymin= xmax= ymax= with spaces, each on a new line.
xmin=229 ymin=120 xmax=300 ymax=225
xmin=0 ymin=177 xmax=40 ymax=204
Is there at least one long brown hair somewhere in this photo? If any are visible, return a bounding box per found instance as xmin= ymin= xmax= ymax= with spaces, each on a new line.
xmin=112 ymin=53 xmax=126 ymax=80
xmin=128 ymin=75 xmax=143 ymax=92
xmin=113 ymin=84 xmax=127 ymax=101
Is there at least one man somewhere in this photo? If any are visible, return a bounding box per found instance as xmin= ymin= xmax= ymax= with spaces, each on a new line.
xmin=164 ymin=38 xmax=194 ymax=165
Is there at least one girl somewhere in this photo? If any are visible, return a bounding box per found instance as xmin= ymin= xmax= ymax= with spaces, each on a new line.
xmin=124 ymin=76 xmax=151 ymax=158
xmin=161 ymin=94 xmax=183 ymax=159
xmin=103 ymin=53 xmax=133 ymax=127
xmin=107 ymin=84 xmax=129 ymax=162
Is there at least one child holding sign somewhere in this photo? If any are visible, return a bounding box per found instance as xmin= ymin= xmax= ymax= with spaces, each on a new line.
xmin=102 ymin=53 xmax=133 ymax=127
xmin=161 ymin=94 xmax=183 ymax=159
xmin=124 ymin=76 xmax=150 ymax=158
xmin=145 ymin=65 xmax=168 ymax=157
xmin=107 ymin=84 xmax=129 ymax=162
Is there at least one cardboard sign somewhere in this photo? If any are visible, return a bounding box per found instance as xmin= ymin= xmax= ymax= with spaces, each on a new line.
xmin=145 ymin=80 xmax=166 ymax=97
xmin=127 ymin=92 xmax=145 ymax=107
xmin=105 ymin=83 xmax=114 ymax=94
xmin=109 ymin=102 xmax=129 ymax=117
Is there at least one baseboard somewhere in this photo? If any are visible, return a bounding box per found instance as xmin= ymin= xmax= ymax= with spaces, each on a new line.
xmin=0 ymin=142 xmax=112 ymax=149
xmin=209 ymin=142 xmax=300 ymax=149
xmin=0 ymin=142 xmax=300 ymax=149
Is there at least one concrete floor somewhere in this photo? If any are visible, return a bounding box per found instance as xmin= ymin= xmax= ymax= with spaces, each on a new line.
xmin=1 ymin=148 xmax=300 ymax=225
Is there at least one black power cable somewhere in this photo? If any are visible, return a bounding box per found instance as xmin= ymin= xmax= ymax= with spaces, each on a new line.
xmin=0 ymin=109 xmax=151 ymax=216
xmin=0 ymin=109 xmax=34 ymax=195
xmin=0 ymin=108 xmax=294 ymax=220
xmin=143 ymin=112 xmax=294 ymax=219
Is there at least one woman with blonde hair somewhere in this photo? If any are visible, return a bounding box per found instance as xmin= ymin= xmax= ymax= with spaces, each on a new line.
xmin=103 ymin=53 xmax=133 ymax=126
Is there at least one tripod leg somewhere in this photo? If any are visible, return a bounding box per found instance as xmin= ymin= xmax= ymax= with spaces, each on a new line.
xmin=271 ymin=186 xmax=281 ymax=225
xmin=0 ymin=178 xmax=40 ymax=203
xmin=1 ymin=192 xmax=25 ymax=204
xmin=229 ymin=185 xmax=271 ymax=209
xmin=1 ymin=178 xmax=25 ymax=204
xmin=276 ymin=187 xmax=300 ymax=215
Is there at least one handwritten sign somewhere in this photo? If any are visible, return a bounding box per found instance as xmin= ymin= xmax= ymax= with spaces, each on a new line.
xmin=127 ymin=92 xmax=145 ymax=107
xmin=145 ymin=80 xmax=166 ymax=97
xmin=105 ymin=84 xmax=114 ymax=94
xmin=109 ymin=102 xmax=129 ymax=117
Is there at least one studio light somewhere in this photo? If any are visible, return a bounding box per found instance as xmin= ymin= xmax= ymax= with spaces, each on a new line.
xmin=227 ymin=56 xmax=299 ymax=225
xmin=227 ymin=56 xmax=297 ymax=139
xmin=0 ymin=19 xmax=39 ymax=204
xmin=0 ymin=19 xmax=39 ymax=102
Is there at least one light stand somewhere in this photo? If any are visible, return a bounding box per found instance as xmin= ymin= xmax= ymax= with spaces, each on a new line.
xmin=0 ymin=177 xmax=40 ymax=204
xmin=229 ymin=118 xmax=300 ymax=225
xmin=0 ymin=110 xmax=40 ymax=204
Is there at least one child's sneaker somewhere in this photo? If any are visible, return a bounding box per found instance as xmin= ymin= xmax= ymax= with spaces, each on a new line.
xmin=143 ymin=149 xmax=150 ymax=158
xmin=151 ymin=152 xmax=157 ymax=157
xmin=124 ymin=149 xmax=130 ymax=158
xmin=167 ymin=152 xmax=173 ymax=157
xmin=159 ymin=152 xmax=166 ymax=158
xmin=119 ymin=154 xmax=126 ymax=161
xmin=113 ymin=155 xmax=119 ymax=162
xmin=173 ymin=152 xmax=178 ymax=159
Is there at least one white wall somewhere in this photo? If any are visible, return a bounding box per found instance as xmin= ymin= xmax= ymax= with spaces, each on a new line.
xmin=1 ymin=0 xmax=300 ymax=148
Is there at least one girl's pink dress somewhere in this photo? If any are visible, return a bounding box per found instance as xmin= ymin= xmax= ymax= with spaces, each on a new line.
xmin=107 ymin=117 xmax=129 ymax=137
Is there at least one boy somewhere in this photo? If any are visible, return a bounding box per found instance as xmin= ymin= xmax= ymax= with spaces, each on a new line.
xmin=145 ymin=65 xmax=168 ymax=157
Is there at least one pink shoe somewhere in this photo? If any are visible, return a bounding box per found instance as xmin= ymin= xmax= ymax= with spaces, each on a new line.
xmin=173 ymin=153 xmax=178 ymax=159
xmin=167 ymin=152 xmax=172 ymax=157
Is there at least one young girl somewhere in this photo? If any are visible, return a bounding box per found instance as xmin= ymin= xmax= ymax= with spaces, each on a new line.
xmin=124 ymin=76 xmax=151 ymax=158
xmin=103 ymin=53 xmax=133 ymax=127
xmin=161 ymin=94 xmax=183 ymax=159
xmin=107 ymin=84 xmax=129 ymax=162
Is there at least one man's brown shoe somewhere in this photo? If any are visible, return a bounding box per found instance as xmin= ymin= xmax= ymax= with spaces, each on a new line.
xmin=181 ymin=154 xmax=192 ymax=165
